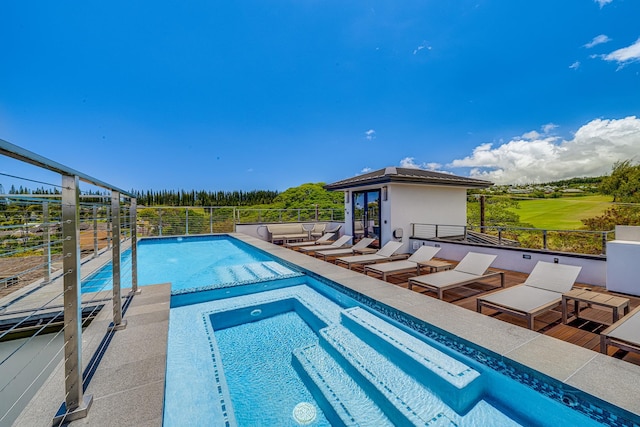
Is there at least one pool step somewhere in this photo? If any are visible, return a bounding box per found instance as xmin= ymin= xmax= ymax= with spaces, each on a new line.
xmin=341 ymin=307 xmax=483 ymax=414
xmin=213 ymin=262 xmax=298 ymax=285
xmin=320 ymin=324 xmax=469 ymax=426
xmin=292 ymin=344 xmax=394 ymax=427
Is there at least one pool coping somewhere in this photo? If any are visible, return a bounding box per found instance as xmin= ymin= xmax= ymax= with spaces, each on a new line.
xmin=13 ymin=233 xmax=640 ymax=425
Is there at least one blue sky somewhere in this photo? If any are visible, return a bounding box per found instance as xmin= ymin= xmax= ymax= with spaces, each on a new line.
xmin=1 ymin=0 xmax=639 ymax=193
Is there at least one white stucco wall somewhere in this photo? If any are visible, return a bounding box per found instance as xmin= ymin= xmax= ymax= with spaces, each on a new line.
xmin=388 ymin=184 xmax=467 ymax=253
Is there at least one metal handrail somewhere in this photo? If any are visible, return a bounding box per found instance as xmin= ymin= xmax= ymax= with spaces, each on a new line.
xmin=0 ymin=139 xmax=134 ymax=198
xmin=411 ymin=222 xmax=614 ymax=255
xmin=0 ymin=139 xmax=137 ymax=425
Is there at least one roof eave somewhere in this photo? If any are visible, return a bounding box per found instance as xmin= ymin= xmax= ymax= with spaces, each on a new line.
xmin=324 ymin=176 xmax=492 ymax=191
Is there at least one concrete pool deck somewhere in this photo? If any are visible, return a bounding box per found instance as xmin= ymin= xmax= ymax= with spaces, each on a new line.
xmin=14 ymin=233 xmax=640 ymax=425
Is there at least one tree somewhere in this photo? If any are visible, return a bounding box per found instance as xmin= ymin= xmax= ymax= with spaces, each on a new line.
xmin=581 ymin=205 xmax=640 ymax=230
xmin=600 ymin=160 xmax=640 ymax=202
xmin=271 ymin=183 xmax=343 ymax=209
xmin=467 ymin=196 xmax=523 ymax=227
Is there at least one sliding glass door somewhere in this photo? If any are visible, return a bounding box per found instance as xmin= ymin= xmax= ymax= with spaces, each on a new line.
xmin=352 ymin=190 xmax=381 ymax=248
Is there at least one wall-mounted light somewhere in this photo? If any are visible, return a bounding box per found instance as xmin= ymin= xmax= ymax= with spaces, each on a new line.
xmin=382 ymin=186 xmax=388 ymax=201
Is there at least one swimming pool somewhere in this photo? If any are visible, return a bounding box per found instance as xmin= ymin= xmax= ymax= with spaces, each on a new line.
xmin=81 ymin=235 xmax=301 ymax=294
xmin=166 ymin=277 xmax=624 ymax=427
xmin=153 ymin=235 xmax=639 ymax=427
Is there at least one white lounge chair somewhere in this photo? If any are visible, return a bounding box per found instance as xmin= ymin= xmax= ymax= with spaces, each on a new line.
xmin=408 ymin=252 xmax=503 ymax=300
xmin=364 ymin=246 xmax=441 ymax=281
xmin=335 ymin=241 xmax=405 ymax=270
xmin=285 ymin=232 xmax=335 ymax=249
xmin=600 ymin=306 xmax=640 ymax=355
xmin=297 ymin=235 xmax=353 ymax=255
xmin=477 ymin=261 xmax=581 ymax=330
xmin=315 ymin=238 xmax=375 ymax=261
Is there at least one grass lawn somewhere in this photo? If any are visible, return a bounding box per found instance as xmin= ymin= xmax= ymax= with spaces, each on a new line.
xmin=508 ymin=195 xmax=613 ymax=229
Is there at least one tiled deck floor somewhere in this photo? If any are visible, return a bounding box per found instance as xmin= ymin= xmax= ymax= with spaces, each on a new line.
xmin=337 ymin=257 xmax=640 ymax=366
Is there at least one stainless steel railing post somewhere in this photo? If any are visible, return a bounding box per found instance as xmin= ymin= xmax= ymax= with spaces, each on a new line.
xmin=109 ymin=191 xmax=126 ymax=331
xmin=185 ymin=208 xmax=189 ymax=235
xmin=130 ymin=198 xmax=139 ymax=294
xmin=54 ymin=174 xmax=93 ymax=425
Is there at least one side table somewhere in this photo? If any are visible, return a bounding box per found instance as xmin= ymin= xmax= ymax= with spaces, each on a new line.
xmin=562 ymin=288 xmax=630 ymax=325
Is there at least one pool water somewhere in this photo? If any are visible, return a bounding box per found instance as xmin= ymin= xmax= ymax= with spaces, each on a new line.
xmin=215 ymin=312 xmax=331 ymax=426
xmin=81 ymin=236 xmax=300 ymax=294
xmin=164 ymin=283 xmax=605 ymax=427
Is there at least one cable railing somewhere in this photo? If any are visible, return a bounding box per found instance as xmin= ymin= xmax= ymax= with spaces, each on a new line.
xmin=136 ymin=206 xmax=345 ymax=237
xmin=0 ymin=138 xmax=137 ymax=426
xmin=411 ymin=223 xmax=614 ymax=256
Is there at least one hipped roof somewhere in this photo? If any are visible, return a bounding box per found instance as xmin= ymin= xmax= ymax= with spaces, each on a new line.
xmin=324 ymin=167 xmax=492 ymax=190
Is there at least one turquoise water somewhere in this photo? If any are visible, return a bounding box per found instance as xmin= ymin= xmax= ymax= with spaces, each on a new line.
xmin=164 ymin=284 xmax=607 ymax=427
xmin=81 ymin=236 xmax=300 ymax=294
xmin=215 ymin=312 xmax=331 ymax=427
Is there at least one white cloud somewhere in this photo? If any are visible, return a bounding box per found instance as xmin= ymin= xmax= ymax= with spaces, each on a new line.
xmin=413 ymin=42 xmax=432 ymax=55
xmin=522 ymin=130 xmax=541 ymax=140
xmin=522 ymin=123 xmax=557 ymax=140
xmin=448 ymin=116 xmax=640 ymax=184
xmin=601 ymin=38 xmax=640 ymax=69
xmin=594 ymin=0 xmax=613 ymax=7
xmin=364 ymin=129 xmax=376 ymax=140
xmin=569 ymin=61 xmax=581 ymax=70
xmin=360 ymin=167 xmax=372 ymax=174
xmin=584 ymin=34 xmax=611 ymax=48
xmin=399 ymin=157 xmax=442 ymax=171
xmin=400 ymin=157 xmax=420 ymax=168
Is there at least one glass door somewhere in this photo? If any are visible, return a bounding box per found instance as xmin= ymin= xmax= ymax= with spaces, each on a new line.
xmin=352 ymin=190 xmax=381 ymax=248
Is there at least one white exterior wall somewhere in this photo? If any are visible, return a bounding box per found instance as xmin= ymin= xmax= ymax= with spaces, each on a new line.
xmin=388 ymin=184 xmax=467 ymax=253
xmin=607 ymin=240 xmax=640 ymax=295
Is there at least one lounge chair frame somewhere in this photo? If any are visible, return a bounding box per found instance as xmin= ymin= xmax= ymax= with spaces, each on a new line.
xmin=363 ymin=246 xmax=441 ymax=281
xmin=407 ymin=252 xmax=503 ymax=300
xmin=476 ymin=261 xmax=581 ymax=330
xmin=476 ymin=286 xmax=559 ymax=330
xmin=600 ymin=305 xmax=640 ymax=354
xmin=315 ymin=238 xmax=375 ymax=261
xmin=297 ymin=235 xmax=352 ymax=255
xmin=285 ymin=232 xmax=335 ymax=249
xmin=410 ymin=270 xmax=505 ymax=300
xmin=335 ymin=241 xmax=406 ymax=270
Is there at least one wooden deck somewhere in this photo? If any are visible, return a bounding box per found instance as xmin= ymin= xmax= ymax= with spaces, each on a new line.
xmin=335 ymin=257 xmax=640 ymax=367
